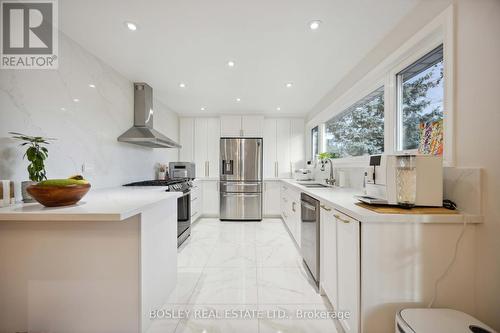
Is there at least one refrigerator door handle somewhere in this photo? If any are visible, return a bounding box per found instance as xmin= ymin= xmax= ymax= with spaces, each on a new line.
xmin=221 ymin=193 xmax=260 ymax=198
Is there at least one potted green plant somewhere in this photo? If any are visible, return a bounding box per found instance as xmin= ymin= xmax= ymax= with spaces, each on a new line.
xmin=10 ymin=132 xmax=55 ymax=202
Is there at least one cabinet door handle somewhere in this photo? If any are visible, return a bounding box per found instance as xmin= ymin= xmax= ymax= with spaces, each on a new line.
xmin=320 ymin=205 xmax=332 ymax=211
xmin=207 ymin=161 xmax=210 ymax=177
xmin=334 ymin=214 xmax=350 ymax=223
xmin=292 ymin=201 xmax=296 ymax=212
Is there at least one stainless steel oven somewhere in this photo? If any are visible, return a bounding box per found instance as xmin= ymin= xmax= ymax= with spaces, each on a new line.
xmin=123 ymin=179 xmax=192 ymax=247
xmin=177 ymin=191 xmax=191 ymax=246
xmin=301 ymin=192 xmax=320 ymax=287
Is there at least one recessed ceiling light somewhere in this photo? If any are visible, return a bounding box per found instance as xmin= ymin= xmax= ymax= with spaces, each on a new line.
xmin=60 ymin=107 xmax=66 ymax=111
xmin=200 ymin=107 xmax=206 ymax=111
xmin=125 ymin=21 xmax=137 ymax=31
xmin=309 ymin=20 xmax=322 ymax=31
xmin=285 ymin=82 xmax=293 ymax=88
xmin=227 ymin=60 xmax=235 ymax=68
xmin=236 ymin=98 xmax=241 ymax=102
xmin=276 ymin=107 xmax=281 ymax=111
xmin=88 ymin=83 xmax=95 ymax=88
xmin=73 ymin=98 xmax=80 ymax=102
xmin=179 ymin=82 xmax=186 ymax=88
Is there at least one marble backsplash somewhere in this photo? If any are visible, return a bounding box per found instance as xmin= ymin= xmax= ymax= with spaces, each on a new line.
xmin=0 ymin=32 xmax=179 ymax=200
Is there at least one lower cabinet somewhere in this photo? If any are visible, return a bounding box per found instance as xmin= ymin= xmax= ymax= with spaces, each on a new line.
xmin=280 ymin=182 xmax=301 ymax=247
xmin=320 ymin=205 xmax=360 ymax=333
xmin=190 ymin=180 xmax=202 ymax=223
xmin=320 ymin=203 xmax=338 ymax=310
xmin=201 ymin=180 xmax=219 ymax=216
xmin=319 ymin=206 xmax=476 ymax=333
xmin=263 ymin=181 xmax=281 ymax=216
xmin=335 ymin=210 xmax=360 ymax=333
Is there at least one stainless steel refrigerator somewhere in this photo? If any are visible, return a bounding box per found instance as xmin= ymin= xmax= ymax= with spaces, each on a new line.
xmin=220 ymin=138 xmax=263 ymax=221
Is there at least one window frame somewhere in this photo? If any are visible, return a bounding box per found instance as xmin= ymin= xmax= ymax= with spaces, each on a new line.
xmin=311 ymin=126 xmax=319 ymax=160
xmin=306 ymin=5 xmax=454 ymax=167
xmin=393 ymin=43 xmax=445 ymax=154
xmin=324 ymin=86 xmax=385 ymax=158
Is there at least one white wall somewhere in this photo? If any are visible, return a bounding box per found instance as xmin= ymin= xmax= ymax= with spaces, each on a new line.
xmin=0 ymin=32 xmax=179 ymax=195
xmin=305 ymin=0 xmax=500 ymax=329
xmin=454 ymin=0 xmax=500 ymax=329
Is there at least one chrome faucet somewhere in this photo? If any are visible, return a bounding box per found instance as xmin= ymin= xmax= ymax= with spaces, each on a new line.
xmin=325 ymin=159 xmax=335 ymax=186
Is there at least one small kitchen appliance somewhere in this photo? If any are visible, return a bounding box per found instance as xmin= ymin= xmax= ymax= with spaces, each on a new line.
xmin=294 ymin=169 xmax=313 ymax=181
xmin=356 ymin=154 xmax=443 ymax=207
xmin=300 ymin=193 xmax=320 ymax=288
xmin=169 ymin=162 xmax=196 ymax=179
xmin=124 ymin=178 xmax=193 ymax=246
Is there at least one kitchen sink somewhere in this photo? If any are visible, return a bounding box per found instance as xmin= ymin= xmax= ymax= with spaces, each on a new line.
xmin=296 ymin=182 xmax=329 ymax=188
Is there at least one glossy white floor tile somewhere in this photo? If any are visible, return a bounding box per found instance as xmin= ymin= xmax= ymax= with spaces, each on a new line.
xmin=149 ymin=218 xmax=337 ymax=333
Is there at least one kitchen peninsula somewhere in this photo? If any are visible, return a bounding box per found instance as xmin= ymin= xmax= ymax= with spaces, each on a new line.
xmin=0 ymin=187 xmax=181 ymax=333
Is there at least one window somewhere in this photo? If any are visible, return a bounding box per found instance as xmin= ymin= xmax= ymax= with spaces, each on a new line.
xmin=311 ymin=126 xmax=319 ymax=160
xmin=324 ymin=87 xmax=384 ymax=158
xmin=397 ymin=44 xmax=444 ymax=151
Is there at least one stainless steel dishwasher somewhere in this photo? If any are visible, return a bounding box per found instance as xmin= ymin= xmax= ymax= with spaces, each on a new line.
xmin=300 ymin=192 xmax=320 ymax=287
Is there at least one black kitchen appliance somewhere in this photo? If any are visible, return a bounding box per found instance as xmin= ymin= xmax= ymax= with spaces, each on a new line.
xmin=123 ymin=179 xmax=192 ymax=247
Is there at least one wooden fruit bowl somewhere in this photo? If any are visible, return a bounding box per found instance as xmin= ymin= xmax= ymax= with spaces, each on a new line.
xmin=27 ymin=183 xmax=91 ymax=207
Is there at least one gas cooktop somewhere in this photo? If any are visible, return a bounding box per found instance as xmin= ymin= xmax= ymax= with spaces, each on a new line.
xmin=123 ymin=179 xmax=192 ymax=192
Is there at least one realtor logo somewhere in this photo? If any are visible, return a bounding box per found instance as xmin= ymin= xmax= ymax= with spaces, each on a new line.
xmin=1 ymin=0 xmax=58 ymax=69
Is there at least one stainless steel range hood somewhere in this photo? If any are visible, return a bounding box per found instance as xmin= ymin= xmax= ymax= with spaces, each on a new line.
xmin=118 ymin=82 xmax=181 ymax=148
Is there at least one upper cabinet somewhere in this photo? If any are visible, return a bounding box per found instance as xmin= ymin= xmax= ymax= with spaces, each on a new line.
xmin=179 ymin=118 xmax=194 ymax=162
xmin=263 ymin=118 xmax=305 ymax=179
xmin=179 ymin=117 xmax=220 ymax=178
xmin=220 ymin=115 xmax=264 ymax=137
xmin=180 ymin=115 xmax=303 ymax=179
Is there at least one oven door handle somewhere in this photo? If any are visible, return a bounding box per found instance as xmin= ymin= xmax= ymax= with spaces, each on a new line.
xmin=179 ymin=191 xmax=191 ymax=198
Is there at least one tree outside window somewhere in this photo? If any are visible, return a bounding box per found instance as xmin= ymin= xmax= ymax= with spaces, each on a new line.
xmin=325 ymin=87 xmax=384 ymax=158
xmin=398 ymin=45 xmax=444 ymax=151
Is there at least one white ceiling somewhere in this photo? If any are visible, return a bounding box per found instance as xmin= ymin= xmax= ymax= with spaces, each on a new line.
xmin=59 ymin=0 xmax=420 ymax=116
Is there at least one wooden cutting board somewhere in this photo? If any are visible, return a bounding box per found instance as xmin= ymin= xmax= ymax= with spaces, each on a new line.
xmin=355 ymin=202 xmax=458 ymax=214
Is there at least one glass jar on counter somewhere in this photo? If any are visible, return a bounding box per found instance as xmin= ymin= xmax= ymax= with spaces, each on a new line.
xmin=396 ymin=155 xmax=416 ymax=208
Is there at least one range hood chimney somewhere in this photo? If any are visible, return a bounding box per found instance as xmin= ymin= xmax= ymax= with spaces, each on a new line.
xmin=118 ymin=82 xmax=181 ymax=148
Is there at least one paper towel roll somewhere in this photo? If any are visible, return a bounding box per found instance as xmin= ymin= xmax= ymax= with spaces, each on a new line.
xmin=0 ymin=180 xmax=15 ymax=207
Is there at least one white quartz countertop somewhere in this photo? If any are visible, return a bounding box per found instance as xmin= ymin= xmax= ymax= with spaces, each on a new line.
xmin=281 ymin=179 xmax=482 ymax=224
xmin=0 ymin=187 xmax=182 ymax=222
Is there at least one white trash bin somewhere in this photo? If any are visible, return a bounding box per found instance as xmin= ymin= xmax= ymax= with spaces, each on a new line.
xmin=396 ymin=308 xmax=496 ymax=333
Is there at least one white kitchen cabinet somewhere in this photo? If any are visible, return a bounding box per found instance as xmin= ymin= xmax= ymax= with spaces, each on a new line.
xmin=202 ymin=179 xmax=219 ymax=216
xmin=190 ymin=179 xmax=202 ymax=223
xmin=263 ymin=120 xmax=277 ymax=178
xmin=264 ymin=118 xmax=304 ymax=179
xmin=263 ymin=181 xmax=280 ymax=216
xmin=206 ymin=118 xmax=220 ymax=177
xmin=276 ymin=119 xmax=291 ymax=178
xmin=315 ymin=201 xmax=478 ymax=333
xmin=193 ymin=117 xmax=220 ymax=178
xmin=290 ymin=118 xmax=305 ymax=171
xmin=335 ymin=210 xmax=360 ymax=333
xmin=320 ymin=203 xmax=338 ymax=310
xmin=241 ymin=115 xmax=264 ymax=137
xmin=220 ymin=115 xmax=264 ymax=137
xmin=220 ymin=115 xmax=241 ymax=137
xmin=280 ymin=182 xmax=301 ymax=246
xmin=194 ymin=118 xmax=208 ymax=177
xmin=179 ymin=117 xmax=194 ymax=162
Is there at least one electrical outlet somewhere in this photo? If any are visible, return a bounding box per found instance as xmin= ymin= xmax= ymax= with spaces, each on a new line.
xmin=81 ymin=162 xmax=95 ymax=175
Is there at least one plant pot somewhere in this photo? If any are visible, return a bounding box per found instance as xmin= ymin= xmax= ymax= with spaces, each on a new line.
xmin=158 ymin=171 xmax=166 ymax=180
xmin=21 ymin=180 xmax=37 ymax=203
